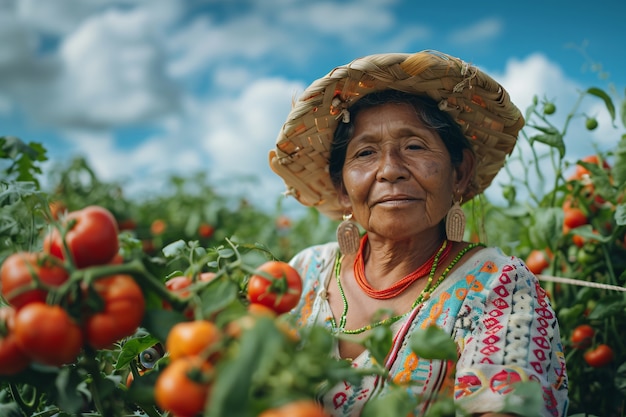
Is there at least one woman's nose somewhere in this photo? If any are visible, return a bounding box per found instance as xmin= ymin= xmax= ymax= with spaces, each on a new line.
xmin=376 ymin=149 xmax=409 ymax=182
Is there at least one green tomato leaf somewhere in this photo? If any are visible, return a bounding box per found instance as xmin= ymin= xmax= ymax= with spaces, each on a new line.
xmin=55 ymin=366 xmax=87 ymax=414
xmin=586 ymin=296 xmax=626 ymax=320
xmin=363 ymin=324 xmax=393 ymax=366
xmin=361 ymin=384 xmax=417 ymax=417
xmin=587 ymin=87 xmax=616 ymax=122
xmin=207 ymin=317 xmax=285 ymax=417
xmin=115 ymin=334 xmax=161 ymax=370
xmin=529 ymin=208 xmax=563 ymax=249
xmin=615 ymin=362 xmax=626 ymax=394
xmin=199 ymin=276 xmax=239 ymax=317
xmin=140 ymin=308 xmax=188 ymax=344
xmin=162 ymin=239 xmax=187 ymax=257
xmin=498 ymin=381 xmax=544 ymax=417
xmin=409 ymin=325 xmax=457 ymax=361
xmin=533 ymin=133 xmax=565 ymax=158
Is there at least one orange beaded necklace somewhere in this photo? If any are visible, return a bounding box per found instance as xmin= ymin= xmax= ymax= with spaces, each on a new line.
xmin=353 ymin=234 xmax=452 ymax=300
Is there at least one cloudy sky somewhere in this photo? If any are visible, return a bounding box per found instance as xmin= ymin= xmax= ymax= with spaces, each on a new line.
xmin=1 ymin=0 xmax=625 ymax=215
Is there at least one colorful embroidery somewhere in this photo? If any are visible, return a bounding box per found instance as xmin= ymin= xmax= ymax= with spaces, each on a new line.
xmin=288 ymin=244 xmax=568 ymax=417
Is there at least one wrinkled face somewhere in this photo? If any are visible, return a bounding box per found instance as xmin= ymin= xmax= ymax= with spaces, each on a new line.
xmin=337 ymin=102 xmax=461 ymax=240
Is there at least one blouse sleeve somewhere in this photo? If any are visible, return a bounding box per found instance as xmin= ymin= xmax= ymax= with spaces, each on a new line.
xmin=453 ymin=252 xmax=568 ymax=417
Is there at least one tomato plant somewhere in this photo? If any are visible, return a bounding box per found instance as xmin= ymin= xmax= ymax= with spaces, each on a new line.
xmin=0 ymin=306 xmax=31 ymax=375
xmin=0 ymin=252 xmax=69 ymax=309
xmin=247 ymin=261 xmax=303 ymax=314
xmin=584 ymin=344 xmax=614 ymax=367
xmin=13 ymin=303 xmax=83 ymax=366
xmin=44 ymin=205 xmax=119 ymax=268
xmin=82 ymin=274 xmax=145 ymax=349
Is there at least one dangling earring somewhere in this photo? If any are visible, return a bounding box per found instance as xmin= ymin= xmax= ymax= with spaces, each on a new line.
xmin=445 ymin=195 xmax=465 ymax=242
xmin=336 ymin=213 xmax=360 ymax=254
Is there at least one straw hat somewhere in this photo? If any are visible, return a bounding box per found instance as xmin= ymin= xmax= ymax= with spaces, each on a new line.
xmin=269 ymin=50 xmax=524 ymax=220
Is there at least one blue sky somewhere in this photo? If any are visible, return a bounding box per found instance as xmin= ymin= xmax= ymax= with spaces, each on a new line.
xmin=1 ymin=0 xmax=625 ymax=215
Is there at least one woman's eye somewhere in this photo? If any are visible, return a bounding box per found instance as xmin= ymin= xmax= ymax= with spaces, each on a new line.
xmin=355 ymin=149 xmax=374 ymax=158
xmin=406 ymin=143 xmax=423 ymax=150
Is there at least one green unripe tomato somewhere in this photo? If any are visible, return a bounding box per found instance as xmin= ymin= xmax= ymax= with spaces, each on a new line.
xmin=543 ymin=103 xmax=556 ymax=115
xmin=585 ymin=118 xmax=598 ymax=130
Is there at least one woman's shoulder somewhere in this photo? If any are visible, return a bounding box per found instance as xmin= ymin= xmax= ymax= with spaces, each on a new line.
xmin=456 ymin=245 xmax=533 ymax=280
xmin=288 ymin=242 xmax=339 ymax=273
xmin=290 ymin=241 xmax=339 ymax=262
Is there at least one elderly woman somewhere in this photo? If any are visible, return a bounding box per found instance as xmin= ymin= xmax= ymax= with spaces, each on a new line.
xmin=269 ymin=51 xmax=568 ymax=417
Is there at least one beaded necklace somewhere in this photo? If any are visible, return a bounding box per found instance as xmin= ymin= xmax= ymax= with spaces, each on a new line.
xmin=330 ymin=241 xmax=482 ymax=335
xmin=354 ymin=235 xmax=452 ymax=299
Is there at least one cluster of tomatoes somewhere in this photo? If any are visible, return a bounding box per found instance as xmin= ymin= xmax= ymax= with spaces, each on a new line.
xmin=570 ymin=323 xmax=614 ymax=368
xmin=149 ymin=260 xmax=320 ymax=417
xmin=523 ymin=155 xmax=623 ymax=371
xmin=0 ymin=205 xmax=145 ymax=374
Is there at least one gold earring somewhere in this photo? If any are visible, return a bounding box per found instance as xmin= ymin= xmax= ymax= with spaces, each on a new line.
xmin=336 ymin=213 xmax=360 ymax=254
xmin=445 ymin=196 xmax=465 ymax=242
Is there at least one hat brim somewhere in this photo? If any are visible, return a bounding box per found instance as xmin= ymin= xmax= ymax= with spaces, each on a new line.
xmin=269 ymin=50 xmax=524 ymax=220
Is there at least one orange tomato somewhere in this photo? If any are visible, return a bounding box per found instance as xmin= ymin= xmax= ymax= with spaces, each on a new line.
xmin=524 ymin=250 xmax=550 ymax=275
xmin=166 ymin=320 xmax=222 ymax=361
xmin=154 ymin=357 xmax=212 ymax=417
xmin=150 ymin=219 xmax=167 ymax=235
xmin=258 ymin=400 xmax=331 ymax=417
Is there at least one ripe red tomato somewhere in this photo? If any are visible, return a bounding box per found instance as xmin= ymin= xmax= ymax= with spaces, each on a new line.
xmin=584 ymin=344 xmax=614 ymax=368
xmin=198 ymin=223 xmax=214 ymax=238
xmin=14 ymin=303 xmax=83 ymax=366
xmin=0 ymin=306 xmax=31 ymax=375
xmin=247 ymin=261 xmax=302 ymax=314
xmin=0 ymin=252 xmax=69 ymax=310
xmin=44 ymin=205 xmax=119 ymax=268
xmin=571 ymin=324 xmax=595 ymax=349
xmin=524 ymin=250 xmax=550 ymax=275
xmin=166 ymin=320 xmax=222 ymax=361
xmin=563 ymin=207 xmax=587 ymax=230
xmin=258 ymin=400 xmax=331 ymax=417
xmin=154 ymin=357 xmax=212 ymax=417
xmin=82 ymin=274 xmax=145 ymax=349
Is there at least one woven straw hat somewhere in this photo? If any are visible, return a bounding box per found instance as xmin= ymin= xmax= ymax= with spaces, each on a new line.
xmin=269 ymin=50 xmax=524 ymax=220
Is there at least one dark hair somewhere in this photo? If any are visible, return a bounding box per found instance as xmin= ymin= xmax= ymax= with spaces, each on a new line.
xmin=328 ymin=90 xmax=473 ymax=188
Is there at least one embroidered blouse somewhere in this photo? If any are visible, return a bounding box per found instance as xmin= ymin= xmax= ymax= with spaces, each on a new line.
xmin=288 ymin=242 xmax=569 ymax=417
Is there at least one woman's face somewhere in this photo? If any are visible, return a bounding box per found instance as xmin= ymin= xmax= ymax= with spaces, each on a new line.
xmin=338 ymin=102 xmax=465 ymax=240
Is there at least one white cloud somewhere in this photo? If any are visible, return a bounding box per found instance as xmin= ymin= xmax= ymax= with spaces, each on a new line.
xmin=44 ymin=7 xmax=181 ymax=128
xmin=200 ymin=77 xmax=305 ymax=202
xmin=483 ymin=53 xmax=620 ymax=203
xmin=448 ymin=18 xmax=503 ymax=46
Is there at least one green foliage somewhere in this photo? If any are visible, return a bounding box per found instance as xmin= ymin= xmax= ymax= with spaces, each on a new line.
xmin=469 ymin=85 xmax=626 ymax=416
xmin=2 ymin=74 xmax=626 ymax=416
xmin=0 ymin=137 xmax=49 ymax=262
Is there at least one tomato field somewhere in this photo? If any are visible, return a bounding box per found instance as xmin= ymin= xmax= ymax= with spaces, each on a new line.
xmin=1 ymin=81 xmax=625 ymax=417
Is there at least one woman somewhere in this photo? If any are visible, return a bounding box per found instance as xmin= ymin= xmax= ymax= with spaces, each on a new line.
xmin=269 ymin=51 xmax=568 ymax=417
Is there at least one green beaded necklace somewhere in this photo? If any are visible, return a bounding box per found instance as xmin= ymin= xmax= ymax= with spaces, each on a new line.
xmin=330 ymin=241 xmax=482 ymax=335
